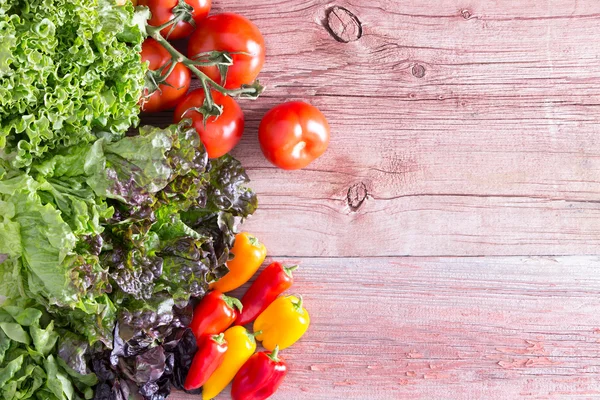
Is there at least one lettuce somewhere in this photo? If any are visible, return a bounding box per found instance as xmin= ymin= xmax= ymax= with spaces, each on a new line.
xmin=0 ymin=302 xmax=98 ymax=400
xmin=0 ymin=121 xmax=256 ymax=381
xmin=0 ymin=0 xmax=146 ymax=168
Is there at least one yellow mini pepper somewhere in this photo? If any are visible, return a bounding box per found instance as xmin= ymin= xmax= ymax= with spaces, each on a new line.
xmin=254 ymin=295 xmax=310 ymax=351
xmin=201 ymin=326 xmax=257 ymax=400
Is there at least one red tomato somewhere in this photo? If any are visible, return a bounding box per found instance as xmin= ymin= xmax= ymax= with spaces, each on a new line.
xmin=188 ymin=13 xmax=265 ymax=89
xmin=138 ymin=0 xmax=211 ymax=40
xmin=259 ymin=102 xmax=330 ymax=170
xmin=140 ymin=39 xmax=191 ymax=112
xmin=174 ymin=89 xmax=244 ymax=158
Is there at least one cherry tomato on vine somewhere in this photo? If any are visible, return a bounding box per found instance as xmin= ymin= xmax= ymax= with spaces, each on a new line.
xmin=138 ymin=0 xmax=211 ymax=40
xmin=174 ymin=89 xmax=244 ymax=158
xmin=140 ymin=38 xmax=191 ymax=113
xmin=259 ymin=101 xmax=330 ymax=170
xmin=188 ymin=13 xmax=265 ymax=89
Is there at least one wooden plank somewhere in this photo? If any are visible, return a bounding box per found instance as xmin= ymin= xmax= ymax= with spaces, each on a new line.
xmin=143 ymin=0 xmax=600 ymax=256
xmin=171 ymin=256 xmax=600 ymax=399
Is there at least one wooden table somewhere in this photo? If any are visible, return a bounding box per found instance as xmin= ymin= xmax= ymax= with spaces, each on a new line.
xmin=168 ymin=1 xmax=600 ymax=398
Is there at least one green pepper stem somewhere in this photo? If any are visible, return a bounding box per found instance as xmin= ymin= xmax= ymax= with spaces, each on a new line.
xmin=248 ymin=235 xmax=261 ymax=247
xmin=284 ymin=265 xmax=299 ymax=278
xmin=268 ymin=345 xmax=280 ymax=362
xmin=291 ymin=294 xmax=304 ymax=311
xmin=223 ymin=295 xmax=243 ymax=312
xmin=212 ymin=333 xmax=226 ymax=345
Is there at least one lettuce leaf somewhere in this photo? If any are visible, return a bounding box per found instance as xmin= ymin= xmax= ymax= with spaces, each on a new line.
xmin=0 ymin=303 xmax=97 ymax=400
xmin=0 ymin=0 xmax=146 ymax=168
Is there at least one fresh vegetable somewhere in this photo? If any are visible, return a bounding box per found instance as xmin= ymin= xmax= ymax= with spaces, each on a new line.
xmin=139 ymin=0 xmax=211 ymax=40
xmin=0 ymin=119 xmax=258 ymax=399
xmin=259 ymin=101 xmax=330 ymax=170
xmin=211 ymin=232 xmax=267 ymax=293
xmin=0 ymin=302 xmax=98 ymax=400
xmin=174 ymin=89 xmax=245 ymax=158
xmin=184 ymin=333 xmax=228 ymax=391
xmin=141 ymin=38 xmax=191 ymax=112
xmin=231 ymin=346 xmax=287 ymax=400
xmin=0 ymin=0 xmax=146 ymax=168
xmin=189 ymin=291 xmax=241 ymax=343
xmin=188 ymin=13 xmax=266 ymax=89
xmin=201 ymin=326 xmax=258 ymax=400
xmin=94 ymin=325 xmax=201 ymax=400
xmin=236 ymin=263 xmax=297 ymax=326
xmin=254 ymin=295 xmax=310 ymax=351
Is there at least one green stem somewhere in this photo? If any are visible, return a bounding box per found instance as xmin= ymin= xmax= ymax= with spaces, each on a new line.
xmin=291 ymin=294 xmax=304 ymax=311
xmin=268 ymin=345 xmax=280 ymax=362
xmin=284 ymin=265 xmax=299 ymax=278
xmin=212 ymin=333 xmax=226 ymax=345
xmin=147 ymin=29 xmax=260 ymax=108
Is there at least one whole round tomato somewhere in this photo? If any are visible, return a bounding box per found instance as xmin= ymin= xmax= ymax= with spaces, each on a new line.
xmin=259 ymin=101 xmax=330 ymax=170
xmin=174 ymin=89 xmax=244 ymax=158
xmin=140 ymin=39 xmax=191 ymax=113
xmin=139 ymin=0 xmax=211 ymax=40
xmin=188 ymin=13 xmax=265 ymax=89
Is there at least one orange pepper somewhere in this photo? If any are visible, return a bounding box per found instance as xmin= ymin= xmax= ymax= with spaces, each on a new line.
xmin=211 ymin=232 xmax=267 ymax=293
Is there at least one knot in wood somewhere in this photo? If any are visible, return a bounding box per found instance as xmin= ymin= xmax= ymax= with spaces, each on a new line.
xmin=347 ymin=182 xmax=368 ymax=212
xmin=412 ymin=64 xmax=426 ymax=78
xmin=325 ymin=6 xmax=362 ymax=43
xmin=461 ymin=9 xmax=473 ymax=19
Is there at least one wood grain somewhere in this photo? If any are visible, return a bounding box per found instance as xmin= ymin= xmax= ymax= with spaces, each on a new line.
xmin=148 ymin=0 xmax=600 ymax=398
xmin=172 ymin=257 xmax=600 ymax=399
xmin=144 ymin=0 xmax=600 ymax=257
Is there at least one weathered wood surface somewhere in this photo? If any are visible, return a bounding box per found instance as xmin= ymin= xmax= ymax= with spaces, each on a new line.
xmin=144 ymin=0 xmax=600 ymax=257
xmin=156 ymin=0 xmax=600 ymax=398
xmin=172 ymin=257 xmax=600 ymax=399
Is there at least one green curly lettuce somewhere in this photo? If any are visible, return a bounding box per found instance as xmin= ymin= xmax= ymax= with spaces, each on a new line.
xmin=0 ymin=121 xmax=257 ymax=346
xmin=0 ymin=0 xmax=146 ymax=168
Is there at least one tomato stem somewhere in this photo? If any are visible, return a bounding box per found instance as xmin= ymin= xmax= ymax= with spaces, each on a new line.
xmin=146 ymin=27 xmax=262 ymax=112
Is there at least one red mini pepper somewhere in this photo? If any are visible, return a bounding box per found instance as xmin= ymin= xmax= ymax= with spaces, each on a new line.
xmin=231 ymin=346 xmax=288 ymax=400
xmin=184 ymin=333 xmax=228 ymax=391
xmin=235 ymin=263 xmax=297 ymax=326
xmin=189 ymin=290 xmax=242 ymax=344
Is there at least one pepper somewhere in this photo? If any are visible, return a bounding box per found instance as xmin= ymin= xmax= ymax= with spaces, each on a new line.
xmin=254 ymin=295 xmax=310 ymax=351
xmin=235 ymin=262 xmax=297 ymax=326
xmin=211 ymin=232 xmax=267 ymax=293
xmin=189 ymin=291 xmax=242 ymax=344
xmin=231 ymin=346 xmax=287 ymax=400
xmin=201 ymin=326 xmax=259 ymax=400
xmin=184 ymin=333 xmax=228 ymax=391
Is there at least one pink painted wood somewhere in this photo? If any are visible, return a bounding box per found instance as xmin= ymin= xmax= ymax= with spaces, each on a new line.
xmin=151 ymin=0 xmax=600 ymax=398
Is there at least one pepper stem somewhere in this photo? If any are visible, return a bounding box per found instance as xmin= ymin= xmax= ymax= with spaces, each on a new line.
xmin=268 ymin=345 xmax=280 ymax=362
xmin=248 ymin=235 xmax=261 ymax=247
xmin=212 ymin=333 xmax=226 ymax=345
xmin=284 ymin=265 xmax=299 ymax=278
xmin=244 ymin=329 xmax=262 ymax=344
xmin=291 ymin=294 xmax=304 ymax=311
xmin=223 ymin=295 xmax=243 ymax=312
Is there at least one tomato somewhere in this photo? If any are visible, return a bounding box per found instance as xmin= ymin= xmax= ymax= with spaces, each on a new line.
xmin=174 ymin=89 xmax=244 ymax=158
xmin=140 ymin=39 xmax=191 ymax=113
xmin=138 ymin=0 xmax=211 ymax=40
xmin=259 ymin=102 xmax=330 ymax=170
xmin=188 ymin=13 xmax=265 ymax=89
